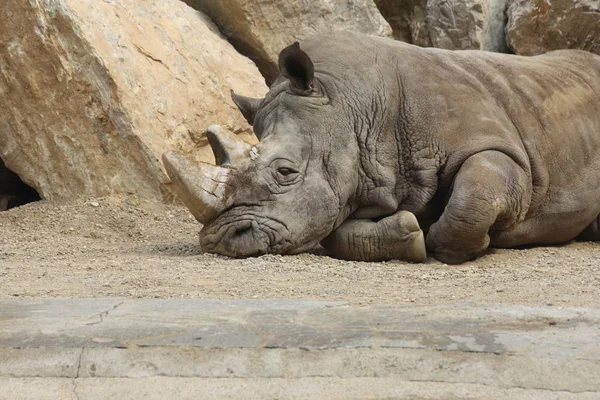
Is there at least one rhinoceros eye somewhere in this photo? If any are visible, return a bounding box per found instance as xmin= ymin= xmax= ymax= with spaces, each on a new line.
xmin=270 ymin=160 xmax=301 ymax=187
xmin=277 ymin=167 xmax=298 ymax=177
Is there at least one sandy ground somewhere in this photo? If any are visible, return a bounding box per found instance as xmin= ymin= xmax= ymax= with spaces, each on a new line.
xmin=0 ymin=196 xmax=599 ymax=306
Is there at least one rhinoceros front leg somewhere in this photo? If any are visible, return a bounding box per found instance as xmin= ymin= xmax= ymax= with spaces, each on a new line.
xmin=321 ymin=210 xmax=426 ymax=262
xmin=426 ymin=151 xmax=528 ymax=264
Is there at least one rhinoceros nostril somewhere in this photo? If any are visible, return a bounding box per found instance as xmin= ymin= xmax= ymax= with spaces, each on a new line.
xmin=233 ymin=223 xmax=253 ymax=237
xmin=219 ymin=220 xmax=268 ymax=257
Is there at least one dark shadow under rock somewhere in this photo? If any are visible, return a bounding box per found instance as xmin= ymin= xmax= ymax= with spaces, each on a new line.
xmin=0 ymin=158 xmax=41 ymax=211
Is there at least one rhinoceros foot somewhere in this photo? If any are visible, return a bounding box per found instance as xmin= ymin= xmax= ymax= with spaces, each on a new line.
xmin=321 ymin=210 xmax=426 ymax=262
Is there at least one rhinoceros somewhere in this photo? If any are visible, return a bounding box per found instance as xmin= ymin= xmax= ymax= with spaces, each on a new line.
xmin=162 ymin=32 xmax=600 ymax=264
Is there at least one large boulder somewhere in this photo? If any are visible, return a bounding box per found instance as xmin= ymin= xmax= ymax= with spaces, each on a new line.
xmin=374 ymin=0 xmax=485 ymax=50
xmin=0 ymin=0 xmax=267 ymax=201
xmin=506 ymin=0 xmax=600 ymax=56
xmin=185 ymin=0 xmax=392 ymax=84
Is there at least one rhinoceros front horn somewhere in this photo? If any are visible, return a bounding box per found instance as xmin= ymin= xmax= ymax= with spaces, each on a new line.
xmin=162 ymin=151 xmax=233 ymax=224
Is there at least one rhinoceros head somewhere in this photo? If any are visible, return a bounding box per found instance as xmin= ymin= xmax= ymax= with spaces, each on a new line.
xmin=163 ymin=42 xmax=360 ymax=257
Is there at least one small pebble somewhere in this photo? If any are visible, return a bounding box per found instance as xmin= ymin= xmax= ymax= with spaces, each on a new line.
xmin=90 ymin=201 xmax=100 ymax=207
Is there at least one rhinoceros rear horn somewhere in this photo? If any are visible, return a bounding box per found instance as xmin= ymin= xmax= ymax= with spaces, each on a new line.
xmin=206 ymin=125 xmax=251 ymax=165
xmin=231 ymin=90 xmax=262 ymax=125
xmin=278 ymin=42 xmax=314 ymax=95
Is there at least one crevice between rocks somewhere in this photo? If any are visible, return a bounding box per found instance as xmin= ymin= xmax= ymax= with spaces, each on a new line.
xmin=179 ymin=0 xmax=276 ymax=85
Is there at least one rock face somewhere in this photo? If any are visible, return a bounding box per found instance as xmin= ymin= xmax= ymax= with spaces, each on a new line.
xmin=0 ymin=0 xmax=266 ymax=201
xmin=374 ymin=0 xmax=431 ymax=46
xmin=427 ymin=0 xmax=485 ymax=50
xmin=184 ymin=0 xmax=392 ymax=84
xmin=376 ymin=0 xmax=600 ymax=54
xmin=506 ymin=0 xmax=600 ymax=56
xmin=374 ymin=0 xmax=485 ymax=50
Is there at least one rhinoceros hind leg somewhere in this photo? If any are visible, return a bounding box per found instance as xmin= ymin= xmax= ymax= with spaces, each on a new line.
xmin=426 ymin=151 xmax=528 ymax=265
xmin=321 ymin=210 xmax=426 ymax=262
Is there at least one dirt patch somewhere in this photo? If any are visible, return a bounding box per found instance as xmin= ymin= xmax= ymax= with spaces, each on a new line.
xmin=1 ymin=196 xmax=599 ymax=306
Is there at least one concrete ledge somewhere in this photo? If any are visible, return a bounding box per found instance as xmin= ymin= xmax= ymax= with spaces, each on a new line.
xmin=1 ymin=299 xmax=600 ymax=398
xmin=2 ymin=377 xmax=599 ymax=400
xmin=2 ymin=346 xmax=598 ymax=391
xmin=2 ymin=299 xmax=600 ymax=353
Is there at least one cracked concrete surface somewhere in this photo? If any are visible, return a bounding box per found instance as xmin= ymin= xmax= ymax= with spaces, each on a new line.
xmin=1 ymin=299 xmax=600 ymax=399
xmin=84 ymin=300 xmax=125 ymax=327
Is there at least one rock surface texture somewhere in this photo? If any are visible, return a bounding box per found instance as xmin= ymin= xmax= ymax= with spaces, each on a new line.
xmin=374 ymin=0 xmax=485 ymax=49
xmin=506 ymin=0 xmax=600 ymax=56
xmin=184 ymin=0 xmax=392 ymax=83
xmin=0 ymin=0 xmax=266 ymax=201
xmin=374 ymin=0 xmax=431 ymax=46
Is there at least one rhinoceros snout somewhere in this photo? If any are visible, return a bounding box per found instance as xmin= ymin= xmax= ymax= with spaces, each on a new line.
xmin=200 ymin=218 xmax=270 ymax=257
xmin=199 ymin=210 xmax=292 ymax=257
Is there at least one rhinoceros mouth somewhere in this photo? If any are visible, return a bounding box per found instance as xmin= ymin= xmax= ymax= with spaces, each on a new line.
xmin=199 ymin=208 xmax=292 ymax=257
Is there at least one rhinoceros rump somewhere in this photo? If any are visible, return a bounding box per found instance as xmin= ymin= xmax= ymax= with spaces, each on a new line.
xmin=163 ymin=32 xmax=600 ymax=264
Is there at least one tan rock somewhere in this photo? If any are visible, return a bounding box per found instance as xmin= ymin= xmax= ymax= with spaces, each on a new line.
xmin=185 ymin=0 xmax=392 ymax=84
xmin=506 ymin=0 xmax=600 ymax=56
xmin=0 ymin=0 xmax=267 ymax=201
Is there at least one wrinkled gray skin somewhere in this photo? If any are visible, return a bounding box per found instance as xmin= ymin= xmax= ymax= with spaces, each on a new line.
xmin=163 ymin=32 xmax=600 ymax=264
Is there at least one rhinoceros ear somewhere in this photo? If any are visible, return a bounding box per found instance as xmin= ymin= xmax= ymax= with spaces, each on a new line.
xmin=278 ymin=42 xmax=314 ymax=95
xmin=231 ymin=90 xmax=263 ymax=125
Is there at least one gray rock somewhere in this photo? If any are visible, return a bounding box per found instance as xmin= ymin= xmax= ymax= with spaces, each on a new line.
xmin=374 ymin=0 xmax=432 ymax=46
xmin=427 ymin=0 xmax=485 ymax=50
xmin=374 ymin=0 xmax=485 ymax=50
